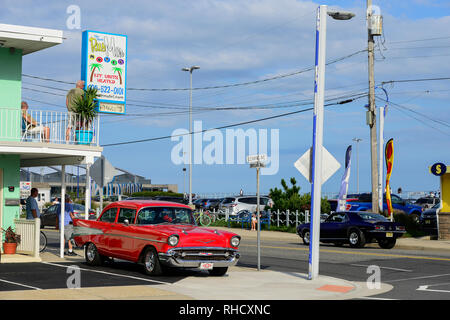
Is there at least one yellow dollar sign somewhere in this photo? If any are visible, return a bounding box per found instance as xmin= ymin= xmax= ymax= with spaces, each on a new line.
xmin=436 ymin=165 xmax=441 ymax=175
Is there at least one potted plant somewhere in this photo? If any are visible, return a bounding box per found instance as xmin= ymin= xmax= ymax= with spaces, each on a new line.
xmin=72 ymin=87 xmax=99 ymax=145
xmin=1 ymin=226 xmax=21 ymax=254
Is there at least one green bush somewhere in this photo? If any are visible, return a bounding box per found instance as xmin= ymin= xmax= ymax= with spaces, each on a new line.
xmin=269 ymin=177 xmax=330 ymax=213
xmin=393 ymin=212 xmax=426 ymax=237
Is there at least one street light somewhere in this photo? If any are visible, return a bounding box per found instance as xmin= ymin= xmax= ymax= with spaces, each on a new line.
xmin=182 ymin=66 xmax=200 ymax=206
xmin=352 ymin=138 xmax=363 ymax=194
xmin=309 ymin=5 xmax=355 ymax=280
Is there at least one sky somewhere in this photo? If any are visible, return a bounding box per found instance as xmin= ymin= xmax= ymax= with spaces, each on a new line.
xmin=2 ymin=0 xmax=450 ymax=197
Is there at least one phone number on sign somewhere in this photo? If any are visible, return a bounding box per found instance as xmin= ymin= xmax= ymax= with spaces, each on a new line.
xmin=87 ymin=84 xmax=124 ymax=96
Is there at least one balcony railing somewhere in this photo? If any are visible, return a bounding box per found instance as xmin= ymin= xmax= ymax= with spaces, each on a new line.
xmin=0 ymin=108 xmax=100 ymax=146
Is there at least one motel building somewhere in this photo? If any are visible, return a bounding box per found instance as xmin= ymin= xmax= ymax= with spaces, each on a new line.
xmin=0 ymin=23 xmax=102 ymax=259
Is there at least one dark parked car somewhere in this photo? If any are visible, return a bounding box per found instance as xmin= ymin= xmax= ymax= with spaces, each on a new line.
xmin=297 ymin=211 xmax=406 ymax=249
xmin=205 ymin=198 xmax=223 ymax=210
xmin=419 ymin=202 xmax=440 ymax=236
xmin=40 ymin=203 xmax=96 ymax=228
xmin=415 ymin=197 xmax=440 ymax=210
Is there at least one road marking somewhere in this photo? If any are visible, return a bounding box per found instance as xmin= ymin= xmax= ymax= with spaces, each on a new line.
xmin=387 ymin=273 xmax=450 ymax=283
xmin=0 ymin=278 xmax=42 ymax=290
xmin=42 ymin=262 xmax=171 ymax=285
xmin=240 ymin=244 xmax=450 ymax=262
xmin=350 ymin=264 xmax=413 ymax=272
xmin=417 ymin=285 xmax=450 ymax=293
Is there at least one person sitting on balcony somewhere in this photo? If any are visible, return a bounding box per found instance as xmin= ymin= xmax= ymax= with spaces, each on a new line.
xmin=65 ymin=80 xmax=85 ymax=141
xmin=21 ymin=101 xmax=50 ymax=142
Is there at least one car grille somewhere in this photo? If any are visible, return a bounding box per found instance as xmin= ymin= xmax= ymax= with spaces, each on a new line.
xmin=171 ymin=248 xmax=235 ymax=262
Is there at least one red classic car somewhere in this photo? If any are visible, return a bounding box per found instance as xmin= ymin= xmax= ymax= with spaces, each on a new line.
xmin=72 ymin=200 xmax=241 ymax=276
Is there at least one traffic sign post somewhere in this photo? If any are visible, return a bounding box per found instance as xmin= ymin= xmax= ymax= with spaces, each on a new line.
xmin=247 ymin=154 xmax=267 ymax=271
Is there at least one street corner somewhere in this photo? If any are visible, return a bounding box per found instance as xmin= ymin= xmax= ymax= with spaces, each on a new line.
xmin=320 ymin=280 xmax=394 ymax=300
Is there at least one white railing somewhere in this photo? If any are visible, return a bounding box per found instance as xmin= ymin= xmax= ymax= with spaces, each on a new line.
xmin=202 ymin=208 xmax=314 ymax=228
xmin=14 ymin=218 xmax=40 ymax=258
xmin=0 ymin=108 xmax=100 ymax=146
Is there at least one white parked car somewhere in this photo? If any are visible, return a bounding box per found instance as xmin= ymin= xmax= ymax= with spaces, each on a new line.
xmin=221 ymin=196 xmax=274 ymax=215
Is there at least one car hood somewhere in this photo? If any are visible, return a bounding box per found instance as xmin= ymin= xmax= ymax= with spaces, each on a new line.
xmin=150 ymin=224 xmax=236 ymax=247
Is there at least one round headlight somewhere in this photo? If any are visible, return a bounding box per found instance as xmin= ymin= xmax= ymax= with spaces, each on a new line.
xmin=168 ymin=234 xmax=179 ymax=246
xmin=230 ymin=236 xmax=240 ymax=247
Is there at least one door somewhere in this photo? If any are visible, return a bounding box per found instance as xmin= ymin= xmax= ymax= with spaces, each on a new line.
xmin=109 ymin=207 xmax=137 ymax=259
xmin=320 ymin=213 xmax=348 ymax=240
xmin=96 ymin=206 xmax=119 ymax=255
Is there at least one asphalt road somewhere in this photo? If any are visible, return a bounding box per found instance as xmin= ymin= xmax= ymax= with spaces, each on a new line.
xmin=3 ymin=229 xmax=450 ymax=300
xmin=237 ymin=236 xmax=450 ymax=300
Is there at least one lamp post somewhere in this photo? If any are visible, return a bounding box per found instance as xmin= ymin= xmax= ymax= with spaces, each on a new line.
xmin=353 ymin=138 xmax=363 ymax=194
xmin=309 ymin=5 xmax=355 ymax=280
xmin=182 ymin=66 xmax=200 ymax=206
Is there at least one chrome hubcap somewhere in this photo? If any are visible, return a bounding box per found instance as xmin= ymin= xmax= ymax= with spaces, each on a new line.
xmin=87 ymin=244 xmax=96 ymax=261
xmin=349 ymin=233 xmax=358 ymax=245
xmin=145 ymin=251 xmax=155 ymax=272
xmin=304 ymin=232 xmax=310 ymax=244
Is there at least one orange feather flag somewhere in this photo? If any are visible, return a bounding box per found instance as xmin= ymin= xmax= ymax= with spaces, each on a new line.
xmin=385 ymin=139 xmax=394 ymax=219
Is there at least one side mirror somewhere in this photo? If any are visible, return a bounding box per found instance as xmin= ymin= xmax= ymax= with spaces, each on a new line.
xmin=124 ymin=219 xmax=129 ymax=226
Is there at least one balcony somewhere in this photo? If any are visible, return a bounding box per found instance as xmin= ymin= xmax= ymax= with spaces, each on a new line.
xmin=0 ymin=107 xmax=102 ymax=167
xmin=0 ymin=107 xmax=99 ymax=146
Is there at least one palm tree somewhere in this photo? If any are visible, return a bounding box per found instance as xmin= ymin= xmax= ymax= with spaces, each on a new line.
xmin=112 ymin=67 xmax=123 ymax=85
xmin=89 ymin=63 xmax=103 ymax=82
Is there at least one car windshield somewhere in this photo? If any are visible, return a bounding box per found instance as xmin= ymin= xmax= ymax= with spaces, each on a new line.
xmin=357 ymin=212 xmax=389 ymax=222
xmin=431 ymin=202 xmax=440 ymax=209
xmin=73 ymin=204 xmax=84 ymax=211
xmin=136 ymin=206 xmax=195 ymax=225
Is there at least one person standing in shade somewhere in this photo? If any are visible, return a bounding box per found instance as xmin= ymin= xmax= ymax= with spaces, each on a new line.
xmin=26 ymin=188 xmax=40 ymax=220
xmin=65 ymin=80 xmax=85 ymax=141
xmin=57 ymin=194 xmax=76 ymax=256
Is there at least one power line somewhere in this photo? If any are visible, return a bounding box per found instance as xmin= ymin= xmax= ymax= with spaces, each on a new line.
xmin=101 ymin=96 xmax=363 ymax=147
xmin=381 ymin=77 xmax=450 ymax=86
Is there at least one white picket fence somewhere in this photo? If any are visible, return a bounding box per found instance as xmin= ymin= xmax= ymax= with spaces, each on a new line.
xmin=13 ymin=218 xmax=40 ymax=257
xmin=203 ymin=208 xmax=313 ymax=228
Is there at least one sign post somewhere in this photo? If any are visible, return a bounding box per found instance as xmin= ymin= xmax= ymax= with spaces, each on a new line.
xmin=247 ymin=154 xmax=267 ymax=271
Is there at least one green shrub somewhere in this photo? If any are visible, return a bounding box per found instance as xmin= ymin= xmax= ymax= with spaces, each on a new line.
xmin=393 ymin=212 xmax=426 ymax=237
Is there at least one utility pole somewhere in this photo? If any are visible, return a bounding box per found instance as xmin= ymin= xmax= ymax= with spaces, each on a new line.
xmin=367 ymin=0 xmax=379 ymax=213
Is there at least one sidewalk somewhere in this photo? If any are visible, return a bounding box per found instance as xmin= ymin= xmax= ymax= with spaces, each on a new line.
xmin=2 ymin=226 xmax=448 ymax=300
xmin=0 ymin=248 xmax=392 ymax=300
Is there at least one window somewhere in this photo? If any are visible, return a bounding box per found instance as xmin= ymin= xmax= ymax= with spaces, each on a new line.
xmin=222 ymin=198 xmax=235 ymax=204
xmin=117 ymin=208 xmax=136 ymax=224
xmin=327 ymin=213 xmax=347 ymax=223
xmin=99 ymin=208 xmax=118 ymax=223
xmin=357 ymin=212 xmax=389 ymax=222
xmin=391 ymin=195 xmax=403 ymax=204
xmin=136 ymin=207 xmax=194 ymax=225
xmin=239 ymin=197 xmax=256 ymax=204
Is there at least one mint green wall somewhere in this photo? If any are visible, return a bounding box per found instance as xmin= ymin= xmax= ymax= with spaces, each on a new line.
xmin=0 ymin=47 xmax=22 ymax=233
xmin=0 ymin=47 xmax=22 ymax=141
xmin=1 ymin=155 xmax=21 ymax=232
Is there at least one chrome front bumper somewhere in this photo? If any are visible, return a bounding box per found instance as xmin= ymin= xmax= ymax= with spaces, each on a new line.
xmin=158 ymin=247 xmax=240 ymax=268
